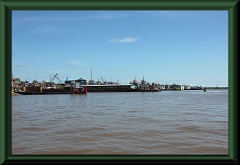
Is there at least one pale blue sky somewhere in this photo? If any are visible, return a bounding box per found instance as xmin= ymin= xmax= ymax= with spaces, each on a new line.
xmin=12 ymin=10 xmax=228 ymax=87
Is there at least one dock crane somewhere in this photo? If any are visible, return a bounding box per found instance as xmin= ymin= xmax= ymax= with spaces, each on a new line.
xmin=50 ymin=74 xmax=64 ymax=85
xmin=101 ymin=76 xmax=104 ymax=84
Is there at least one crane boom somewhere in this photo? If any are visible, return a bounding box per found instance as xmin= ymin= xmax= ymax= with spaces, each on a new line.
xmin=101 ymin=76 xmax=104 ymax=83
xmin=56 ymin=76 xmax=63 ymax=84
xmin=50 ymin=74 xmax=57 ymax=82
xmin=50 ymin=74 xmax=64 ymax=84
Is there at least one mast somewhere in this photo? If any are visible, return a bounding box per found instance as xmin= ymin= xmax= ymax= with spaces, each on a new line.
xmin=91 ymin=69 xmax=92 ymax=81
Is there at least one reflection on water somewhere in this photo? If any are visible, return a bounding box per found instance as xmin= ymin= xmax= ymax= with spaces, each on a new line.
xmin=12 ymin=90 xmax=228 ymax=155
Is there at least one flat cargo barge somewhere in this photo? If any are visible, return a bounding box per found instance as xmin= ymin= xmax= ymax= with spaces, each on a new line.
xmin=16 ymin=82 xmax=87 ymax=95
xmin=82 ymin=84 xmax=136 ymax=92
xmin=82 ymin=84 xmax=161 ymax=92
xmin=16 ymin=91 xmax=72 ymax=95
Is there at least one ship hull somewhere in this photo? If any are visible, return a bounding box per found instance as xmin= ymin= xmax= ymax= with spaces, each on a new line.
xmin=16 ymin=91 xmax=72 ymax=95
xmin=83 ymin=85 xmax=161 ymax=92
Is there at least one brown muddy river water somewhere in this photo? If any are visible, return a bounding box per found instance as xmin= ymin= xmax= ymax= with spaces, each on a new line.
xmin=12 ymin=90 xmax=228 ymax=155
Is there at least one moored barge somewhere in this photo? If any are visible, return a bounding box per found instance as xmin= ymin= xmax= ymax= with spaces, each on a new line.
xmin=16 ymin=82 xmax=87 ymax=95
xmin=82 ymin=84 xmax=161 ymax=92
xmin=82 ymin=84 xmax=137 ymax=92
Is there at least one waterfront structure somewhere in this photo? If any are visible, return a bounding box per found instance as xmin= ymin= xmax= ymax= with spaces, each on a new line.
xmin=65 ymin=78 xmax=87 ymax=85
xmin=12 ymin=73 xmax=227 ymax=94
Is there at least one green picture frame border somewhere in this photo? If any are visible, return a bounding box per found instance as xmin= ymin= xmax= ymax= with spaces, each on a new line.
xmin=0 ymin=0 xmax=238 ymax=164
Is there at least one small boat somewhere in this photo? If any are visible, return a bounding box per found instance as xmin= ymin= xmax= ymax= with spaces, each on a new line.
xmin=203 ymin=88 xmax=207 ymax=92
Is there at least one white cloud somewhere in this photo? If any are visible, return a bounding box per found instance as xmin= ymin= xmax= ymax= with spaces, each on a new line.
xmin=109 ymin=37 xmax=140 ymax=43
xmin=32 ymin=25 xmax=68 ymax=34
xmin=12 ymin=64 xmax=22 ymax=67
xmin=46 ymin=70 xmax=68 ymax=73
xmin=71 ymin=61 xmax=88 ymax=66
xmin=93 ymin=13 xmax=130 ymax=20
xmin=13 ymin=16 xmax=46 ymax=22
xmin=13 ymin=13 xmax=129 ymax=23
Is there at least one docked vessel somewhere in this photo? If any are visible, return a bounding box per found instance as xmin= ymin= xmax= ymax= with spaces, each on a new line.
xmin=83 ymin=77 xmax=161 ymax=92
xmin=71 ymin=82 xmax=88 ymax=94
xmin=12 ymin=73 xmax=160 ymax=94
xmin=14 ymin=74 xmax=87 ymax=95
xmin=136 ymin=88 xmax=160 ymax=92
xmin=83 ymin=84 xmax=137 ymax=92
xmin=135 ymin=77 xmax=161 ymax=92
xmin=16 ymin=82 xmax=87 ymax=95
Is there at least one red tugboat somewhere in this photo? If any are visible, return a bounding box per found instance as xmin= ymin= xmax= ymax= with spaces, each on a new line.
xmin=71 ymin=82 xmax=87 ymax=94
